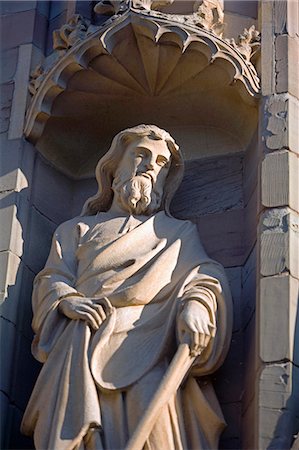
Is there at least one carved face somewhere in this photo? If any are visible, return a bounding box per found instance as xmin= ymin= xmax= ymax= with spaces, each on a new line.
xmin=112 ymin=136 xmax=172 ymax=215
xmin=119 ymin=136 xmax=171 ymax=185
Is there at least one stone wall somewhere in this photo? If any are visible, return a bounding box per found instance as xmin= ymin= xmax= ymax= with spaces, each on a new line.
xmin=2 ymin=1 xmax=298 ymax=450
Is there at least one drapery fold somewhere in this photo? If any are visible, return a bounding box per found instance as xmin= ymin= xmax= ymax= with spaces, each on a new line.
xmin=22 ymin=212 xmax=232 ymax=450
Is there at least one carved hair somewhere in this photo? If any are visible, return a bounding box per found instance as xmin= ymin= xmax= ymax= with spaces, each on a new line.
xmin=81 ymin=124 xmax=184 ymax=216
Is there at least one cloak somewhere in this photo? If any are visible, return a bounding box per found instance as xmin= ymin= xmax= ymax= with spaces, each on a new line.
xmin=21 ymin=211 xmax=232 ymax=450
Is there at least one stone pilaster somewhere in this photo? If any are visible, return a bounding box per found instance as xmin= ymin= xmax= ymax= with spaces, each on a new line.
xmin=256 ymin=1 xmax=299 ymax=448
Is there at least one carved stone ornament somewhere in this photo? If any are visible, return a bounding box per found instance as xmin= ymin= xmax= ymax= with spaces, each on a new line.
xmin=226 ymin=25 xmax=261 ymax=62
xmin=53 ymin=14 xmax=91 ymax=51
xmin=21 ymin=124 xmax=233 ymax=450
xmin=24 ymin=7 xmax=260 ymax=178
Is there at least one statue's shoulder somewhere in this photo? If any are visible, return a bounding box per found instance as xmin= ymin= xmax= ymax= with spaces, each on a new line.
xmin=54 ymin=215 xmax=96 ymax=235
xmin=157 ymin=212 xmax=198 ymax=235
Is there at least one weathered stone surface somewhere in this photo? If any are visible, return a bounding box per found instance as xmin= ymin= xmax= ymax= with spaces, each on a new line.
xmin=225 ymin=267 xmax=242 ymax=332
xmin=49 ymin=0 xmax=67 ymax=19
xmin=195 ymin=208 xmax=244 ymax=267
xmin=260 ymin=274 xmax=299 ymax=365
xmin=0 ymin=83 xmax=14 ymax=133
xmin=262 ymin=150 xmax=299 ymax=211
xmin=224 ymin=1 xmax=258 ymax=19
xmin=286 ymin=0 xmax=299 ymax=39
xmin=24 ymin=206 xmax=56 ymax=274
xmin=265 ymin=94 xmax=299 ymax=155
xmin=0 ymin=48 xmax=18 ymax=84
xmin=242 ymin=245 xmax=257 ymax=328
xmin=242 ymin=314 xmax=258 ymax=413
xmin=1 ymin=10 xmax=36 ymax=50
xmin=260 ymin=208 xmax=299 ymax=278
xmin=171 ymin=154 xmax=243 ymax=217
xmin=8 ymin=44 xmax=32 ymax=140
xmin=0 ymin=251 xmax=21 ymax=303
xmin=259 ymin=363 xmax=299 ymax=450
xmin=214 ymin=331 xmax=243 ymax=403
xmin=242 ymin=396 xmax=256 ymax=450
xmin=72 ymin=177 xmax=97 ymax=216
xmin=0 ymin=316 xmax=17 ymax=393
xmin=243 ymin=130 xmax=258 ymax=206
xmin=261 ymin=1 xmax=275 ymax=96
xmin=32 ymin=155 xmax=73 ymax=225
xmin=0 ymin=1 xmax=37 ymax=14
xmin=244 ymin=186 xmax=258 ymax=260
xmin=220 ymin=402 xmax=242 ymax=447
xmin=10 ymin=334 xmax=41 ymax=412
xmin=275 ymin=34 xmax=299 ymax=98
xmin=0 ymin=391 xmax=10 ymax=449
xmin=0 ymin=193 xmax=24 ymax=257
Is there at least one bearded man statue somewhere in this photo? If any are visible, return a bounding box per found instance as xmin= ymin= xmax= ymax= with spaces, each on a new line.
xmin=21 ymin=125 xmax=233 ymax=450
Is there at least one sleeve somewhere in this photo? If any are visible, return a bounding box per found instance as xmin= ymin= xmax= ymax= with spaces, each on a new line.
xmin=181 ymin=260 xmax=233 ymax=376
xmin=31 ymin=218 xmax=85 ymax=362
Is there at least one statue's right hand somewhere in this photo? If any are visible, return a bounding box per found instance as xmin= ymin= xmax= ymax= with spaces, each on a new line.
xmin=58 ymin=296 xmax=109 ymax=330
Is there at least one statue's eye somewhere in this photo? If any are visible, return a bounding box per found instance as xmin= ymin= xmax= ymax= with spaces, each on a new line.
xmin=156 ymin=156 xmax=169 ymax=167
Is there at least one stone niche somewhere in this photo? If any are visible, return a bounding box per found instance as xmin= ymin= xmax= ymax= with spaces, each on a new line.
xmin=24 ymin=5 xmax=260 ymax=448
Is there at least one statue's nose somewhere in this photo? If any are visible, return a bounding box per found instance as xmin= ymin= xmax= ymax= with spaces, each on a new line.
xmin=145 ymin=161 xmax=154 ymax=171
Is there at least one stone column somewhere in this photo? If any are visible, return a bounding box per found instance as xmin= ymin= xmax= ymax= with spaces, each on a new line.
xmin=257 ymin=1 xmax=299 ymax=448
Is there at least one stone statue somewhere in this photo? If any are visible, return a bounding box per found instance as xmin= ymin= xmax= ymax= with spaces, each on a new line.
xmin=21 ymin=125 xmax=233 ymax=450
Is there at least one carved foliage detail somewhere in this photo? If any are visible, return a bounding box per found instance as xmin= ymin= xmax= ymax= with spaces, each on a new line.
xmin=53 ymin=14 xmax=90 ymax=51
xmin=193 ymin=0 xmax=224 ymax=37
xmin=226 ymin=25 xmax=260 ymax=62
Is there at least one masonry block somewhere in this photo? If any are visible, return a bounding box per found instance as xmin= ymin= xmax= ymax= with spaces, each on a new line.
xmin=195 ymin=208 xmax=245 ymax=267
xmin=0 ymin=83 xmax=14 ymax=133
xmin=10 ymin=333 xmax=41 ymax=412
xmin=214 ymin=331 xmax=243 ymax=404
xmin=0 ymin=191 xmax=29 ymax=257
xmin=243 ymin=130 xmax=259 ymax=206
xmin=266 ymin=94 xmax=299 ymax=154
xmin=275 ymin=34 xmax=299 ymax=98
xmin=225 ymin=267 xmax=242 ymax=332
xmin=72 ymin=177 xmax=97 ymax=216
xmin=0 ymin=48 xmax=18 ymax=84
xmin=0 ymin=317 xmax=17 ymax=394
xmin=242 ymin=245 xmax=257 ymax=329
xmin=1 ymin=10 xmax=36 ymax=50
xmin=259 ymin=363 xmax=299 ymax=449
xmin=24 ymin=206 xmax=56 ymax=274
xmin=260 ymin=274 xmax=299 ymax=365
xmin=242 ymin=314 xmax=258 ymax=414
xmin=173 ymin=154 xmax=243 ymax=217
xmin=32 ymin=155 xmax=73 ymax=224
xmin=0 ymin=1 xmax=37 ymax=14
xmin=0 ymin=251 xmax=22 ymax=304
xmin=260 ymin=208 xmax=299 ymax=278
xmin=224 ymin=1 xmax=258 ymax=19
xmin=261 ymin=150 xmax=299 ymax=211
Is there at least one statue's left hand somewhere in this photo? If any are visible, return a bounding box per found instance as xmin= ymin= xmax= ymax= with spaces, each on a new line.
xmin=177 ymin=300 xmax=215 ymax=356
xmin=58 ymin=296 xmax=113 ymax=330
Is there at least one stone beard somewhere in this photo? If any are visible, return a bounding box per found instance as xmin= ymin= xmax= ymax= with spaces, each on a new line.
xmin=112 ymin=172 xmax=162 ymax=216
xmin=21 ymin=125 xmax=233 ymax=450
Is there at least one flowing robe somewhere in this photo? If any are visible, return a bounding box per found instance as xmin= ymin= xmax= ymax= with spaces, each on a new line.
xmin=21 ymin=211 xmax=233 ymax=450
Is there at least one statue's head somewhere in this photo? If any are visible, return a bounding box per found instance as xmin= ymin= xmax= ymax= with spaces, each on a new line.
xmin=81 ymin=124 xmax=184 ymax=216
